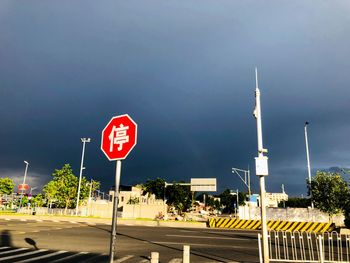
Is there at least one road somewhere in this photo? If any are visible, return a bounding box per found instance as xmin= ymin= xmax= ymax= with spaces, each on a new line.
xmin=0 ymin=218 xmax=260 ymax=262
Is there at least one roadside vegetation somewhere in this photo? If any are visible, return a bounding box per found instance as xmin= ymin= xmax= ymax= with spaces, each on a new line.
xmin=3 ymin=167 xmax=350 ymax=227
xmin=278 ymin=171 xmax=350 ymax=228
xmin=0 ymin=164 xmax=100 ymax=211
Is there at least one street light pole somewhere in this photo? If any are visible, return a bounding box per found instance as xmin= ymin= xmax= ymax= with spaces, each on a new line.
xmin=254 ymin=68 xmax=269 ymax=263
xmin=19 ymin=161 xmax=29 ymax=209
xmin=304 ymin=122 xmax=314 ymax=209
xmin=232 ymin=167 xmax=251 ymax=196
xmin=236 ymin=189 xmax=239 ymax=218
xmin=76 ymin=138 xmax=91 ymax=216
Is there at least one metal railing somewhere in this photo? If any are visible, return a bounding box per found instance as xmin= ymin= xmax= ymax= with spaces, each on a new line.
xmin=259 ymin=230 xmax=350 ymax=263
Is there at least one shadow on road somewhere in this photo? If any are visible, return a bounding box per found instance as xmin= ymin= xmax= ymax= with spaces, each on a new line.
xmin=85 ymin=224 xmax=259 ymax=262
xmin=117 ymin=231 xmax=235 ymax=262
xmin=0 ymin=230 xmax=13 ymax=247
xmin=25 ymin=237 xmax=39 ymax=250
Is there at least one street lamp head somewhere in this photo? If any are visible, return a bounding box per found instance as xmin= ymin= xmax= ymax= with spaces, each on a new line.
xmin=81 ymin=138 xmax=91 ymax=143
xmin=305 ymin=121 xmax=309 ymax=126
xmin=24 ymin=160 xmax=29 ymax=165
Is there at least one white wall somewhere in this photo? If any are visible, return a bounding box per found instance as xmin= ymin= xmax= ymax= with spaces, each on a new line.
xmin=239 ymin=205 xmax=345 ymax=226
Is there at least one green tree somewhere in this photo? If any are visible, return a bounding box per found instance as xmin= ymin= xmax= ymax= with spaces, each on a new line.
xmin=219 ymin=189 xmax=236 ymax=213
xmin=43 ymin=165 xmax=101 ymax=211
xmin=278 ymin=197 xmax=311 ymax=208
xmin=142 ymin=178 xmax=165 ymax=200
xmin=20 ymin=195 xmax=29 ymax=207
xmin=309 ymin=171 xmax=349 ymax=216
xmin=219 ymin=189 xmax=246 ymax=213
xmin=43 ymin=180 xmax=58 ymax=206
xmin=43 ymin=164 xmax=78 ymax=211
xmin=0 ymin=178 xmax=15 ymax=195
xmin=85 ymin=180 xmax=101 ymax=200
xmin=32 ymin=194 xmax=45 ymax=207
xmin=206 ymin=196 xmax=221 ymax=211
xmin=166 ymin=183 xmax=192 ymax=213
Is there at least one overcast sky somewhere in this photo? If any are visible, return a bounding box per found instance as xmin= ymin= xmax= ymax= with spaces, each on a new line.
xmin=1 ymin=1 xmax=350 ymax=197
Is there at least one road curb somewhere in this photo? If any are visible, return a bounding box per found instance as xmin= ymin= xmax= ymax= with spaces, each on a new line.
xmin=0 ymin=215 xmax=207 ymax=228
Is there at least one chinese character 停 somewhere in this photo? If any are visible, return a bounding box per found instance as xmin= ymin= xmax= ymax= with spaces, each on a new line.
xmin=108 ymin=124 xmax=129 ymax=152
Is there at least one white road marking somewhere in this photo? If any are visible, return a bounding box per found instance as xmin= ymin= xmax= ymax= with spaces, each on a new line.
xmin=16 ymin=231 xmax=26 ymax=235
xmin=16 ymin=250 xmax=69 ymax=263
xmin=0 ymin=246 xmax=10 ymax=250
xmin=50 ymin=252 xmax=89 ymax=262
xmin=69 ymin=221 xmax=78 ymax=224
xmin=168 ymin=258 xmax=182 ymax=263
xmin=114 ymin=255 xmax=134 ymax=262
xmin=153 ymin=241 xmax=258 ymax=249
xmin=0 ymin=249 xmax=47 ymax=261
xmin=20 ymin=219 xmax=27 ymax=221
xmin=0 ymin=247 xmax=29 ymax=255
xmin=36 ymin=219 xmax=43 ymax=222
xmin=5 ymin=218 xmax=10 ymax=221
xmin=166 ymin=234 xmax=249 ymax=241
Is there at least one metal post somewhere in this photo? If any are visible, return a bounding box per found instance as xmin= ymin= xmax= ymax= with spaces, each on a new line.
xmin=236 ymin=189 xmax=239 ymax=218
xmin=318 ymin=235 xmax=324 ymax=263
xmin=254 ymin=68 xmax=269 ymax=263
xmin=109 ymin=160 xmax=121 ymax=263
xmin=304 ymin=122 xmax=314 ymax=209
xmin=258 ymin=233 xmax=263 ymax=263
xmin=88 ymin=179 xmax=93 ymax=216
xmin=183 ymin=245 xmax=190 ymax=263
xmin=76 ymin=138 xmax=91 ymax=216
xmin=151 ymin=252 xmax=159 ymax=263
xmin=232 ymin=167 xmax=251 ymax=196
xmin=248 ymin=168 xmax=251 ymax=196
xmin=19 ymin=161 xmax=29 ymax=209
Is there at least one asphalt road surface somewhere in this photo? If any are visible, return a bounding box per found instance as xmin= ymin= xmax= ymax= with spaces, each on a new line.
xmin=0 ymin=218 xmax=260 ymax=262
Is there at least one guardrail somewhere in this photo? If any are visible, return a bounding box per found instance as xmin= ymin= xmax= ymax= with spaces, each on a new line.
xmin=208 ymin=218 xmax=334 ymax=233
xmin=259 ymin=230 xmax=350 ymax=263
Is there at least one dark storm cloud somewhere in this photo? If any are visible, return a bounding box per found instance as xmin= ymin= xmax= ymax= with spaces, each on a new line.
xmin=1 ymin=1 xmax=350 ymax=196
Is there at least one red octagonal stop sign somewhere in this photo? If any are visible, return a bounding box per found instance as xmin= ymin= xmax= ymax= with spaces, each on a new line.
xmin=101 ymin=114 xmax=137 ymax=160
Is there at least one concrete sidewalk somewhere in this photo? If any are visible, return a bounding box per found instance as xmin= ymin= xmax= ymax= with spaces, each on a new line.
xmin=0 ymin=214 xmax=207 ymax=228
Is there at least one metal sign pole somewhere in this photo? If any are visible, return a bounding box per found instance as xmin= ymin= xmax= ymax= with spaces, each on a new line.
xmin=109 ymin=160 xmax=122 ymax=263
xmin=254 ymin=68 xmax=269 ymax=263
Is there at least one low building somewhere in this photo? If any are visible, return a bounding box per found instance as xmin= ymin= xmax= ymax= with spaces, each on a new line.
xmin=109 ymin=185 xmax=167 ymax=219
xmin=246 ymin=192 xmax=288 ymax=208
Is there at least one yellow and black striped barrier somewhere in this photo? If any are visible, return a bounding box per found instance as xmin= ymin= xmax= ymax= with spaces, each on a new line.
xmin=207 ymin=218 xmax=334 ymax=233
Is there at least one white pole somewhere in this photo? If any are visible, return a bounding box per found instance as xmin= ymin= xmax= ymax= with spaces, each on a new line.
xmin=318 ymin=235 xmax=324 ymax=263
xmin=109 ymin=160 xmax=122 ymax=263
xmin=183 ymin=245 xmax=190 ymax=263
xmin=19 ymin=161 xmax=29 ymax=209
xmin=88 ymin=178 xmax=93 ymax=216
xmin=258 ymin=233 xmax=263 ymax=263
xmin=254 ymin=68 xmax=269 ymax=263
xmin=76 ymin=138 xmax=91 ymax=216
xmin=151 ymin=252 xmax=159 ymax=263
xmin=248 ymin=168 xmax=251 ymax=196
xmin=236 ymin=189 xmax=239 ymax=218
xmin=304 ymin=122 xmax=314 ymax=209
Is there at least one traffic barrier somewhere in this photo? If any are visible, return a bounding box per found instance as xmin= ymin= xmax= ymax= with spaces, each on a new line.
xmin=207 ymin=218 xmax=334 ymax=233
xmin=261 ymin=230 xmax=350 ymax=262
